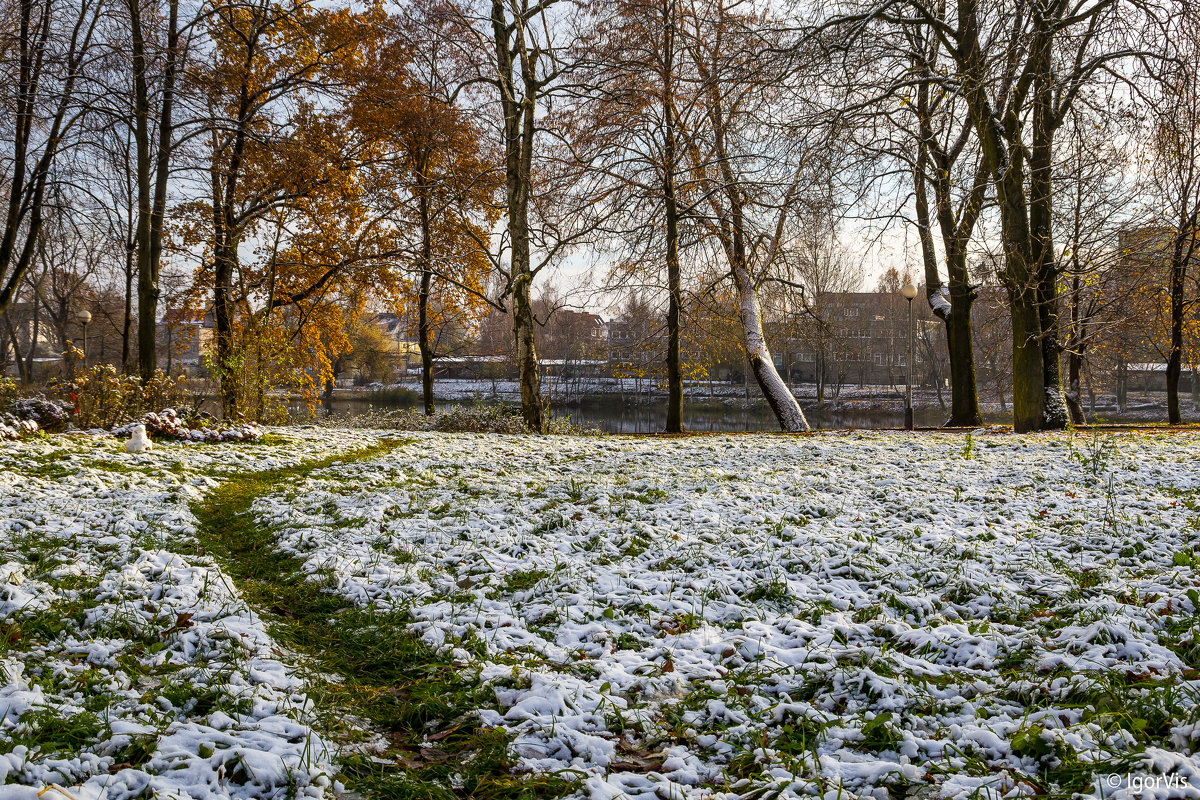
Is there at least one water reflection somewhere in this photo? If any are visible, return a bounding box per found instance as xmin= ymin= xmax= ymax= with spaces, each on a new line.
xmin=558 ymin=401 xmax=965 ymax=433
xmin=319 ymin=395 xmax=984 ymax=432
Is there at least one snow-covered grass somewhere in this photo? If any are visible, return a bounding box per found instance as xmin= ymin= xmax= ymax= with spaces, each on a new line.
xmin=256 ymin=430 xmax=1200 ymax=800
xmin=3 ymin=428 xmax=1200 ymax=800
xmin=0 ymin=428 xmax=377 ymax=800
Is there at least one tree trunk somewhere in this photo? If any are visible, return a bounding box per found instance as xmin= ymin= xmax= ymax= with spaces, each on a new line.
xmin=1009 ymin=296 xmax=1045 ymax=433
xmin=664 ymin=200 xmax=682 ymax=431
xmin=133 ymin=0 xmax=179 ymax=381
xmin=733 ymin=266 xmax=808 ymax=431
xmin=3 ymin=312 xmax=28 ymax=383
xmin=213 ymin=250 xmax=237 ymax=418
xmin=129 ymin=0 xmax=154 ymax=381
xmin=512 ymin=272 xmax=542 ymax=431
xmin=1167 ymin=252 xmax=1185 ymax=424
xmin=122 ymin=241 xmax=134 ymax=372
xmin=943 ymin=290 xmax=981 ymax=425
xmin=956 ymin=0 xmax=1069 ymax=432
xmin=662 ymin=0 xmax=683 ymax=433
xmin=1064 ymin=270 xmax=1086 ymax=425
xmin=417 ymin=182 xmax=436 ymax=416
xmin=1066 ymin=348 xmax=1086 ymax=425
xmin=1026 ymin=42 xmax=1068 ymax=431
xmin=25 ymin=304 xmax=37 ymax=380
xmin=913 ymin=86 xmax=983 ymax=427
xmin=1117 ymin=361 xmax=1127 ymax=412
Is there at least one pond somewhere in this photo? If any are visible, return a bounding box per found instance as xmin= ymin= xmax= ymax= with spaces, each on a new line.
xmin=315 ymin=394 xmax=1005 ymax=432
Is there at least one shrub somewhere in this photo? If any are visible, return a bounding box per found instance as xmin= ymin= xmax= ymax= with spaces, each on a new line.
xmin=113 ymin=408 xmax=263 ymax=444
xmin=0 ymin=413 xmax=39 ymax=440
xmin=0 ymin=377 xmax=18 ymax=406
xmin=54 ymin=365 xmax=189 ymax=429
xmin=6 ymin=395 xmax=72 ymax=432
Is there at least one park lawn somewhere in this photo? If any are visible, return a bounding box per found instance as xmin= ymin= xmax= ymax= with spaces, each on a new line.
xmin=1 ymin=428 xmax=1199 ymax=799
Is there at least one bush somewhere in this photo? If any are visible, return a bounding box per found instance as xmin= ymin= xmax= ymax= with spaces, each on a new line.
xmin=54 ymin=366 xmax=189 ymax=429
xmin=0 ymin=377 xmax=18 ymax=407
xmin=113 ymin=408 xmax=263 ymax=444
xmin=0 ymin=413 xmax=39 ymax=441
xmin=318 ymin=402 xmax=599 ymax=435
xmin=6 ymin=395 xmax=72 ymax=432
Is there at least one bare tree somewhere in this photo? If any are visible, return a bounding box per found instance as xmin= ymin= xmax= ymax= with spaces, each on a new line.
xmin=126 ymin=0 xmax=186 ymax=380
xmin=825 ymin=0 xmax=1159 ymax=431
xmin=1149 ymin=7 xmax=1200 ymax=423
xmin=578 ymin=0 xmax=698 ymax=431
xmin=678 ymin=0 xmax=838 ymax=431
xmin=1054 ymin=107 xmax=1145 ymax=422
xmin=0 ymin=0 xmax=103 ymax=314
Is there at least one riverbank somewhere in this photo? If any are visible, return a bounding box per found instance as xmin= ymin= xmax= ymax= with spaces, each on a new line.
xmin=319 ymin=381 xmax=1200 ymax=432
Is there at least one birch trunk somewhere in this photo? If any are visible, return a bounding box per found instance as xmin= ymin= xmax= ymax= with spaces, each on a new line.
xmin=733 ymin=266 xmax=808 ymax=431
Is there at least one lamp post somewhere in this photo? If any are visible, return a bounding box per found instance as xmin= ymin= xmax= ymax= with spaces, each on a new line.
xmin=900 ymin=282 xmax=917 ymax=430
xmin=76 ymin=309 xmax=92 ymax=364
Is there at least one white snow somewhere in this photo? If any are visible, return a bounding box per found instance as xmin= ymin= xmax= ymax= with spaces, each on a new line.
xmin=0 ymin=427 xmax=375 ymax=800
xmin=256 ymin=430 xmax=1200 ymax=800
xmin=4 ymin=427 xmax=1200 ymax=799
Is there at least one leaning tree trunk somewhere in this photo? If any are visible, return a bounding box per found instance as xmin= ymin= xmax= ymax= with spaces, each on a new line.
xmin=913 ymin=98 xmax=984 ymax=427
xmin=732 ymin=264 xmax=808 ymax=432
xmin=915 ymin=190 xmax=982 ymax=425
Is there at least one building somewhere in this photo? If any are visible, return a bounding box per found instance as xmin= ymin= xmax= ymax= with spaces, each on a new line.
xmin=158 ymin=309 xmax=214 ymax=376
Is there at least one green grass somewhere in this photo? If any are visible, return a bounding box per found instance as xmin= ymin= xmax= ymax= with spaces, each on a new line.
xmin=190 ymin=438 xmax=579 ymax=799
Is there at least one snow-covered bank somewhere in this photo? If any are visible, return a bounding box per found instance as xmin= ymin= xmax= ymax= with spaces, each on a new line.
xmin=0 ymin=429 xmax=375 ymax=800
xmin=256 ymin=430 xmax=1200 ymax=800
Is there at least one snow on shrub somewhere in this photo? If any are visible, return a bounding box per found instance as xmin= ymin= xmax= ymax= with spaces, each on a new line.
xmin=113 ymin=408 xmax=262 ymax=443
xmin=0 ymin=413 xmax=38 ymax=441
xmin=5 ymin=395 xmax=71 ymax=432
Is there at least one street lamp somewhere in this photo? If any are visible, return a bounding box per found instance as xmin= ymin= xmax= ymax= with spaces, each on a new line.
xmin=900 ymin=282 xmax=918 ymax=430
xmin=76 ymin=309 xmax=92 ymax=363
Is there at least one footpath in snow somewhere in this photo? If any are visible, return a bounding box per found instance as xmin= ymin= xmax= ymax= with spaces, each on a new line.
xmin=258 ymin=430 xmax=1200 ymax=800
xmin=0 ymin=428 xmax=375 ymax=800
xmin=1 ymin=428 xmax=1199 ymax=800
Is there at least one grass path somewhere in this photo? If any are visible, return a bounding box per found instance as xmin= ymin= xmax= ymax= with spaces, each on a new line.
xmin=189 ymin=437 xmax=576 ymax=800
